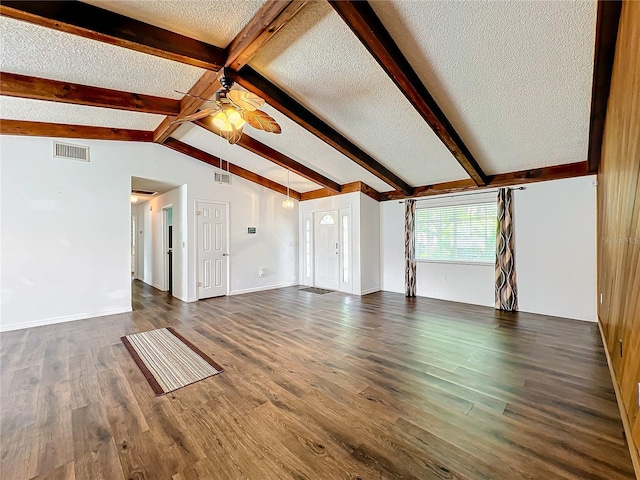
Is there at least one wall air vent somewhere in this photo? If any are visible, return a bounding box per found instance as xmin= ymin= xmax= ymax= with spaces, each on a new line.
xmin=214 ymin=171 xmax=232 ymax=185
xmin=53 ymin=141 xmax=90 ymax=162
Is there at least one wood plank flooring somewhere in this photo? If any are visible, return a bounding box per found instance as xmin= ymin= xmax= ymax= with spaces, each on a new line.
xmin=0 ymin=281 xmax=635 ymax=479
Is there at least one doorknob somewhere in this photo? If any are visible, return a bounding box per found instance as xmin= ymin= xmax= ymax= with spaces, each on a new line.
xmin=222 ymin=253 xmax=229 ymax=256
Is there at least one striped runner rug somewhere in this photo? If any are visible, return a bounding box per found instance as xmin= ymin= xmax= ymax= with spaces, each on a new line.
xmin=121 ymin=327 xmax=223 ymax=395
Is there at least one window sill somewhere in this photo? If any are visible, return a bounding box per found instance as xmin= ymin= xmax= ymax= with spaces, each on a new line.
xmin=416 ymin=259 xmax=494 ymax=267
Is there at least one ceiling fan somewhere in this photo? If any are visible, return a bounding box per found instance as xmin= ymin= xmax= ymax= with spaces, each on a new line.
xmin=172 ymin=73 xmax=281 ymax=144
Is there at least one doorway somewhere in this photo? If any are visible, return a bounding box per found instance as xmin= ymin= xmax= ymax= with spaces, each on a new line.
xmin=163 ymin=206 xmax=173 ymax=296
xmin=196 ymin=201 xmax=228 ymax=299
xmin=314 ymin=210 xmax=340 ymax=290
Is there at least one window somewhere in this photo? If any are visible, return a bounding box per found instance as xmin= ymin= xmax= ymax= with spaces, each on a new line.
xmin=320 ymin=215 xmax=335 ymax=225
xmin=415 ymin=202 xmax=497 ymax=264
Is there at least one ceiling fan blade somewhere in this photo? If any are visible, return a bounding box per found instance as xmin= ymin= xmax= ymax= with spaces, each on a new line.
xmin=227 ymin=90 xmax=265 ymax=111
xmin=241 ymin=110 xmax=281 ymax=134
xmin=170 ymin=108 xmax=219 ymax=124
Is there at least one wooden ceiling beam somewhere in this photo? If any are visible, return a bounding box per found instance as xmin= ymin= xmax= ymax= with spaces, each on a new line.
xmin=328 ymin=0 xmax=488 ymax=187
xmin=163 ymin=138 xmax=301 ymax=200
xmin=0 ymin=1 xmax=227 ymax=70
xmin=588 ymin=0 xmax=623 ymax=173
xmin=194 ymin=117 xmax=340 ymax=193
xmin=0 ymin=119 xmax=153 ymax=141
xmin=0 ymin=72 xmax=181 ymax=115
xmin=299 ymin=188 xmax=337 ymax=202
xmin=231 ymin=67 xmax=414 ymax=196
xmin=342 ymin=181 xmax=380 ymax=201
xmin=378 ymin=161 xmax=591 ymax=201
xmin=300 ymin=181 xmax=380 ymax=202
xmin=227 ymin=1 xmax=308 ymax=71
xmin=154 ymin=1 xmax=307 ymax=143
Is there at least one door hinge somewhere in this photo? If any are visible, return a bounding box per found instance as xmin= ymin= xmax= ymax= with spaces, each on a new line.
xmin=198 ymin=281 xmax=202 ymax=287
xmin=196 ymin=211 xmax=202 ymax=216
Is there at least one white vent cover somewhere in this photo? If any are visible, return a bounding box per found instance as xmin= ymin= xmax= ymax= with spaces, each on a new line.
xmin=53 ymin=141 xmax=90 ymax=162
xmin=214 ymin=171 xmax=232 ymax=185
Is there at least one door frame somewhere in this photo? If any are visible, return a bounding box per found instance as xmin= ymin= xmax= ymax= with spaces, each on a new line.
xmin=195 ymin=199 xmax=230 ymax=300
xmin=304 ymin=207 xmax=353 ymax=294
xmin=131 ymin=213 xmax=138 ymax=279
xmin=162 ymin=204 xmax=173 ymax=294
xmin=313 ymin=209 xmax=340 ymax=291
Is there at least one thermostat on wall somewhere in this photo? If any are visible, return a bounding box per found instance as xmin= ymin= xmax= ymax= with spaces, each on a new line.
xmin=247 ymin=227 xmax=257 ymax=234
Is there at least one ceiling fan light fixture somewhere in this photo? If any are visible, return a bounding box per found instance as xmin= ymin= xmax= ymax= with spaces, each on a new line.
xmin=226 ymin=108 xmax=244 ymax=126
xmin=212 ymin=109 xmax=245 ymax=132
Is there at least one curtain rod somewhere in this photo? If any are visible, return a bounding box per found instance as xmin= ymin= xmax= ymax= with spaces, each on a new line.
xmin=399 ymin=186 xmax=525 ymax=203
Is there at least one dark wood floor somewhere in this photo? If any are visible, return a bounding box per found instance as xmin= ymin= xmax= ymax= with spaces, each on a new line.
xmin=0 ymin=281 xmax=635 ymax=480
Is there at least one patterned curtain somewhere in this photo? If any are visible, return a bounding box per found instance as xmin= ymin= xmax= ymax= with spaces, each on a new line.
xmin=405 ymin=199 xmax=417 ymax=297
xmin=495 ymin=188 xmax=518 ymax=311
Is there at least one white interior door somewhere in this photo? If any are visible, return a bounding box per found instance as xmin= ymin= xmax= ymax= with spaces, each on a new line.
xmin=197 ymin=201 xmax=228 ymax=299
xmin=314 ymin=210 xmax=339 ymax=290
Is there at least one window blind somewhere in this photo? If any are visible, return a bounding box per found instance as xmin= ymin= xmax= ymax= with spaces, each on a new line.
xmin=415 ymin=202 xmax=497 ymax=263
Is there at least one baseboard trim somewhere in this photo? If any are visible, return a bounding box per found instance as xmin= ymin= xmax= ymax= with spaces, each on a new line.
xmin=360 ymin=287 xmax=381 ymax=296
xmin=0 ymin=306 xmax=133 ymax=332
xmin=597 ymin=320 xmax=640 ymax=478
xmin=229 ymin=282 xmax=297 ymax=296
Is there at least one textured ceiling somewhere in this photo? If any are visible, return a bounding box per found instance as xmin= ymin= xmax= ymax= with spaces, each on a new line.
xmin=172 ymin=123 xmax=320 ymax=194
xmin=369 ymin=0 xmax=597 ymax=175
xmin=0 ymin=0 xmax=599 ymax=191
xmin=0 ymin=16 xmax=204 ymax=99
xmin=82 ymin=0 xmax=267 ymax=47
xmin=246 ymin=103 xmax=393 ymax=192
xmin=0 ymin=96 xmax=164 ymax=130
xmin=250 ymin=1 xmax=469 ymax=187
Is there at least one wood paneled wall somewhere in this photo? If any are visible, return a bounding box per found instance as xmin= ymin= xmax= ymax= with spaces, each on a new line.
xmin=598 ymin=0 xmax=640 ymax=475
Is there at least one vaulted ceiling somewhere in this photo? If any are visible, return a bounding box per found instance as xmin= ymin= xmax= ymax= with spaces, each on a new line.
xmin=0 ymin=0 xmax=617 ymax=201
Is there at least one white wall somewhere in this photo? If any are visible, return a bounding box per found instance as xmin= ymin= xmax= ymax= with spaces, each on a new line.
xmin=380 ymin=175 xmax=598 ymax=322
xmin=380 ymin=199 xmax=405 ymax=294
xmin=360 ymin=194 xmax=381 ymax=295
xmin=228 ymin=195 xmax=298 ymax=295
xmin=0 ymin=135 xmax=298 ymax=331
xmin=515 ymin=176 xmax=597 ymax=321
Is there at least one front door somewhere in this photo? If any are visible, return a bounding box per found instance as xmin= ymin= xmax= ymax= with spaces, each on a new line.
xmin=314 ymin=210 xmax=339 ymax=290
xmin=197 ymin=202 xmax=228 ymax=299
